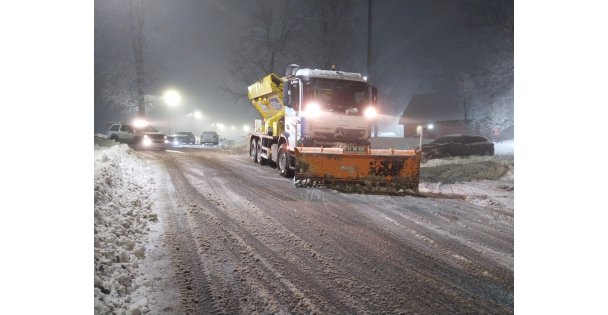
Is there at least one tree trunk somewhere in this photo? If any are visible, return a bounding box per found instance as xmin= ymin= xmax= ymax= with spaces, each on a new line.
xmin=269 ymin=51 xmax=276 ymax=75
xmin=129 ymin=0 xmax=146 ymax=117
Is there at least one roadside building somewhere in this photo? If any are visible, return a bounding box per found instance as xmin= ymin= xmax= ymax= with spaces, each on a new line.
xmin=399 ymin=93 xmax=466 ymax=138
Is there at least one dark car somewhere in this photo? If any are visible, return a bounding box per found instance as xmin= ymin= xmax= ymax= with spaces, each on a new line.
xmin=421 ymin=134 xmax=494 ymax=159
xmin=167 ymin=131 xmax=196 ymax=146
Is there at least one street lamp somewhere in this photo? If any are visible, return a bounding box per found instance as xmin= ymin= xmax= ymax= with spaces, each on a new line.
xmin=416 ymin=123 xmax=435 ymax=149
xmin=163 ymin=90 xmax=181 ymax=134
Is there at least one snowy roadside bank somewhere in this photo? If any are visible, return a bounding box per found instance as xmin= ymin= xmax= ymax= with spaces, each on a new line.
xmin=94 ymin=140 xmax=157 ymax=314
xmin=419 ymin=155 xmax=514 ymax=212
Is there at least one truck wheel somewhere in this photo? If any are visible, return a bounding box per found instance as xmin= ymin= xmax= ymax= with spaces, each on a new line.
xmin=277 ymin=144 xmax=294 ymax=177
xmin=250 ymin=139 xmax=258 ymax=163
xmin=256 ymin=139 xmax=267 ymax=165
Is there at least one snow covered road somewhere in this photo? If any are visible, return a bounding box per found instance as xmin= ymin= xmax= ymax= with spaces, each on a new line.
xmin=94 ymin=141 xmax=513 ymax=314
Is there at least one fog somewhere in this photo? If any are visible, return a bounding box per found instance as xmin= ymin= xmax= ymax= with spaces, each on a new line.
xmin=95 ymin=0 xmax=513 ymax=140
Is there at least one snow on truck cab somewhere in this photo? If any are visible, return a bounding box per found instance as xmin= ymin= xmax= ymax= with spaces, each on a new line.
xmin=247 ymin=64 xmax=421 ymax=194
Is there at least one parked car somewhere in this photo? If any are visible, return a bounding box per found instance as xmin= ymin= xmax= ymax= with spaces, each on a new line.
xmin=421 ymin=134 xmax=494 ymax=159
xmin=167 ymin=131 xmax=196 ymax=146
xmin=107 ymin=121 xmax=167 ymax=150
xmin=201 ymin=131 xmax=219 ymax=145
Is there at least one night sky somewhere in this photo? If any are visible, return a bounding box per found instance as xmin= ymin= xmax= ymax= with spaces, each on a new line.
xmin=94 ymin=0 xmax=512 ymax=137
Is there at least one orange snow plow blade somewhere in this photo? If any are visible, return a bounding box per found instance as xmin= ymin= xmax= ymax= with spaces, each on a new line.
xmin=294 ymin=146 xmax=422 ymax=194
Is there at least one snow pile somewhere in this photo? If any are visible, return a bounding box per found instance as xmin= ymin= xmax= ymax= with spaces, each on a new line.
xmin=421 ymin=155 xmax=513 ymax=183
xmin=94 ymin=143 xmax=157 ymax=314
xmin=422 ymin=155 xmax=506 ymax=167
xmin=419 ymin=180 xmax=514 ymax=212
xmin=94 ymin=135 xmax=119 ymax=149
xmin=421 ymin=161 xmax=509 ymax=183
xmin=419 ymin=155 xmax=514 ymax=211
xmin=494 ymin=140 xmax=514 ymax=155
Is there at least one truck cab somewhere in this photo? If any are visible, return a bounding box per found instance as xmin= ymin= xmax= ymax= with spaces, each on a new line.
xmin=248 ymin=65 xmax=378 ymax=152
xmin=283 ymin=67 xmax=378 ymax=148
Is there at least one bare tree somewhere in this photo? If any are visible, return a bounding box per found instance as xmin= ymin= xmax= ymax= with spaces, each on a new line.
xmin=298 ymin=0 xmax=358 ymax=69
xmin=446 ymin=0 xmax=514 ymax=136
xmin=439 ymin=54 xmax=512 ymax=136
xmin=95 ymin=0 xmax=163 ymax=117
xmin=128 ymin=0 xmax=147 ymax=117
xmin=221 ymin=2 xmax=300 ymax=101
xmin=464 ymin=0 xmax=514 ymax=49
xmin=449 ymin=68 xmax=477 ymax=129
xmin=474 ymin=49 xmax=514 ymax=135
xmin=482 ymin=96 xmax=514 ymax=136
xmin=95 ymin=55 xmax=141 ymax=114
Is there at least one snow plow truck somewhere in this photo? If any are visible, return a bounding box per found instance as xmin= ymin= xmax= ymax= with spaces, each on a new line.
xmin=247 ymin=64 xmax=421 ymax=194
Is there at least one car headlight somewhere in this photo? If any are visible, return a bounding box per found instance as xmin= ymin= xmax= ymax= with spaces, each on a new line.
xmin=142 ymin=135 xmax=152 ymax=146
xmin=304 ymin=102 xmax=321 ymax=118
xmin=364 ymin=106 xmax=377 ymax=119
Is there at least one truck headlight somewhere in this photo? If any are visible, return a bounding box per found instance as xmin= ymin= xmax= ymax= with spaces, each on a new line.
xmin=364 ymin=106 xmax=377 ymax=119
xmin=304 ymin=102 xmax=321 ymax=118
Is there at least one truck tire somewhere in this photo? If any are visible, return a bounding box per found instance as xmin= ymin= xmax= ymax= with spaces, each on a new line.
xmin=277 ymin=144 xmax=294 ymax=177
xmin=256 ymin=139 xmax=267 ymax=165
xmin=250 ymin=139 xmax=258 ymax=163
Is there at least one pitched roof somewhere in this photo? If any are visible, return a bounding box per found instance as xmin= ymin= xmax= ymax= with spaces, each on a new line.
xmin=399 ymin=93 xmax=464 ymax=125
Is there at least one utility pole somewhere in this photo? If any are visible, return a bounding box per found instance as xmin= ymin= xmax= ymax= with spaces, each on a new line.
xmin=367 ymin=0 xmax=378 ymax=137
xmin=367 ymin=0 xmax=372 ymax=78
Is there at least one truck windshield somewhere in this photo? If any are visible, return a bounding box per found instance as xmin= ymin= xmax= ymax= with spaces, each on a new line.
xmin=303 ymin=78 xmax=369 ymax=114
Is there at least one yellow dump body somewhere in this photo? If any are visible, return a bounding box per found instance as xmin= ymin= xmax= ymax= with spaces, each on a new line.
xmin=247 ymin=74 xmax=285 ymax=137
xmin=294 ymin=147 xmax=422 ymax=194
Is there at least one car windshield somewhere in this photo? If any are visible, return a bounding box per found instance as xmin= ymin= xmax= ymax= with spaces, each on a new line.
xmin=203 ymin=132 xmax=216 ymax=136
xmin=134 ymin=125 xmax=158 ymax=132
xmin=176 ymin=132 xmax=193 ymax=136
xmin=303 ymin=78 xmax=369 ymax=113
